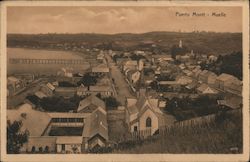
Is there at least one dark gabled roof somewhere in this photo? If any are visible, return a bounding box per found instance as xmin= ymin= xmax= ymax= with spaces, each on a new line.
xmin=136 ymin=96 xmax=148 ymax=112
xmin=127 ymin=95 xmax=163 ymax=117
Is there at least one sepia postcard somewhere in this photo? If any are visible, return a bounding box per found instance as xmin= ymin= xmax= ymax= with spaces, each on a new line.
xmin=0 ymin=0 xmax=249 ymax=162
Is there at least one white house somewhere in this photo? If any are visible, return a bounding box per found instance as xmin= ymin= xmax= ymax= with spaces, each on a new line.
xmin=125 ymin=89 xmax=176 ymax=136
xmin=215 ymin=73 xmax=241 ymax=94
xmin=57 ymin=67 xmax=73 ymax=78
xmin=123 ymin=60 xmax=138 ymax=72
xmin=41 ymin=83 xmax=55 ymax=97
xmin=197 ymin=84 xmax=218 ymax=94
xmin=127 ymin=70 xmax=141 ymax=85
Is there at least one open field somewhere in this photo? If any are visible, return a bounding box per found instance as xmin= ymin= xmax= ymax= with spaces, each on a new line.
xmin=107 ymin=110 xmax=128 ymax=143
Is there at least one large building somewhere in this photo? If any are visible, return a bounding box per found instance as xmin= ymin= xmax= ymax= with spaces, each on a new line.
xmin=7 ymin=76 xmax=25 ymax=96
xmin=215 ymin=73 xmax=242 ymax=96
xmin=7 ymin=103 xmax=108 ymax=153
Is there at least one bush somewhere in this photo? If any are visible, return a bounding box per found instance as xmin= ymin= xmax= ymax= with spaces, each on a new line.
xmin=31 ymin=146 xmax=36 ymax=153
xmin=44 ymin=146 xmax=49 ymax=153
xmin=165 ymin=96 xmax=220 ymax=120
xmin=103 ymin=97 xmax=121 ymax=110
xmin=88 ymin=146 xmax=113 ymax=153
xmin=38 ymin=147 xmax=43 ymax=153
xmin=40 ymin=96 xmax=81 ymax=112
xmin=58 ymin=81 xmax=76 ymax=87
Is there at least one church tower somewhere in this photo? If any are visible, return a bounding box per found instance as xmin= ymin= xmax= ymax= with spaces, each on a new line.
xmin=179 ymin=40 xmax=182 ymax=48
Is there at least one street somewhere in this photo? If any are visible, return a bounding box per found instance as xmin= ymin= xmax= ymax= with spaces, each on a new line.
xmin=105 ymin=53 xmax=134 ymax=105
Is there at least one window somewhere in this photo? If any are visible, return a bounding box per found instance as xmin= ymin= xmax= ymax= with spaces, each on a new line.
xmin=146 ymin=117 xmax=152 ymax=127
xmin=76 ymin=118 xmax=83 ymax=122
xmin=61 ymin=118 xmax=67 ymax=122
xmin=134 ymin=126 xmax=138 ymax=132
xmin=62 ymin=144 xmax=65 ymax=151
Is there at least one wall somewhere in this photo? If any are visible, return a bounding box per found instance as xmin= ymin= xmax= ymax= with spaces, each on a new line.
xmin=130 ymin=122 xmax=139 ymax=132
xmin=139 ymin=109 xmax=158 ymax=135
xmin=25 ymin=136 xmax=57 ymax=153
xmin=57 ymin=144 xmax=81 ymax=153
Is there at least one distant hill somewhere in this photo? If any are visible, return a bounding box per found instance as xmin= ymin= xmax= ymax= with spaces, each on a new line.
xmin=7 ymin=32 xmax=242 ymax=55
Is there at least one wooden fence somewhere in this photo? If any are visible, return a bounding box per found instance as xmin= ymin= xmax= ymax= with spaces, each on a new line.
xmin=159 ymin=108 xmax=242 ymax=136
xmin=128 ymin=108 xmax=242 ymax=141
xmin=129 ymin=129 xmax=152 ymax=140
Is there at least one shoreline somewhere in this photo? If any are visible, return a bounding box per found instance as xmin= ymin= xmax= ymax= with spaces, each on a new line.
xmin=7 ymin=46 xmax=88 ymax=59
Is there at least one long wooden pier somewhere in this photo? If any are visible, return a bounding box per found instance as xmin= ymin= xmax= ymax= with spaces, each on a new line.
xmin=9 ymin=58 xmax=89 ymax=65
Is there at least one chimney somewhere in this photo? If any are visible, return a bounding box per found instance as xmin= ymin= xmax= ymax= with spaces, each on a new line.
xmin=138 ymin=88 xmax=146 ymax=98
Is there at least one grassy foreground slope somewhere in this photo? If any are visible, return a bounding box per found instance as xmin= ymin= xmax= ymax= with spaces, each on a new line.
xmin=113 ymin=110 xmax=242 ymax=154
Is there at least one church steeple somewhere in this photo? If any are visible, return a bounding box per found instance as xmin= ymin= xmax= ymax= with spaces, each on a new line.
xmin=179 ymin=40 xmax=182 ymax=48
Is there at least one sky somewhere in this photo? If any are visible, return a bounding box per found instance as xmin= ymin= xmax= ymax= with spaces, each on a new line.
xmin=7 ymin=6 xmax=242 ymax=34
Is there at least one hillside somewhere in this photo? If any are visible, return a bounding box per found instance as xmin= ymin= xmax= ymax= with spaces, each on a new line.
xmin=112 ymin=110 xmax=242 ymax=154
xmin=89 ymin=110 xmax=242 ymax=154
xmin=7 ymin=32 xmax=242 ymax=56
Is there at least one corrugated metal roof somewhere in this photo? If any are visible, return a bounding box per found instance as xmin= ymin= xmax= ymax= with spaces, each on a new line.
xmin=83 ymin=108 xmax=108 ymax=141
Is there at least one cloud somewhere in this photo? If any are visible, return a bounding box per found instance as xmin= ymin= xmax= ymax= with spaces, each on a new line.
xmin=7 ymin=6 xmax=242 ymax=34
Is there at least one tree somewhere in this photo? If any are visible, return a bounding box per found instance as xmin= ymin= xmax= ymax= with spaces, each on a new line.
xmin=38 ymin=147 xmax=43 ymax=153
xmin=103 ymin=96 xmax=120 ymax=110
xmin=58 ymin=81 xmax=76 ymax=87
xmin=149 ymin=81 xmax=158 ymax=91
xmin=170 ymin=45 xmax=188 ymax=60
xmin=31 ymin=146 xmax=36 ymax=153
xmin=200 ymin=51 xmax=242 ymax=80
xmin=7 ymin=120 xmax=28 ymax=154
xmin=44 ymin=146 xmax=49 ymax=153
xmin=130 ymin=54 xmax=146 ymax=61
xmin=40 ymin=96 xmax=81 ymax=112
xmin=77 ymin=73 xmax=97 ymax=89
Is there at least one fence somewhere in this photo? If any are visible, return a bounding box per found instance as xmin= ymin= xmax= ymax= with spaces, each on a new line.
xmin=159 ymin=108 xmax=242 ymax=136
xmin=129 ymin=129 xmax=152 ymax=140
xmin=127 ymin=108 xmax=242 ymax=141
xmin=97 ymin=108 xmax=242 ymax=153
xmin=9 ymin=58 xmax=88 ymax=65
